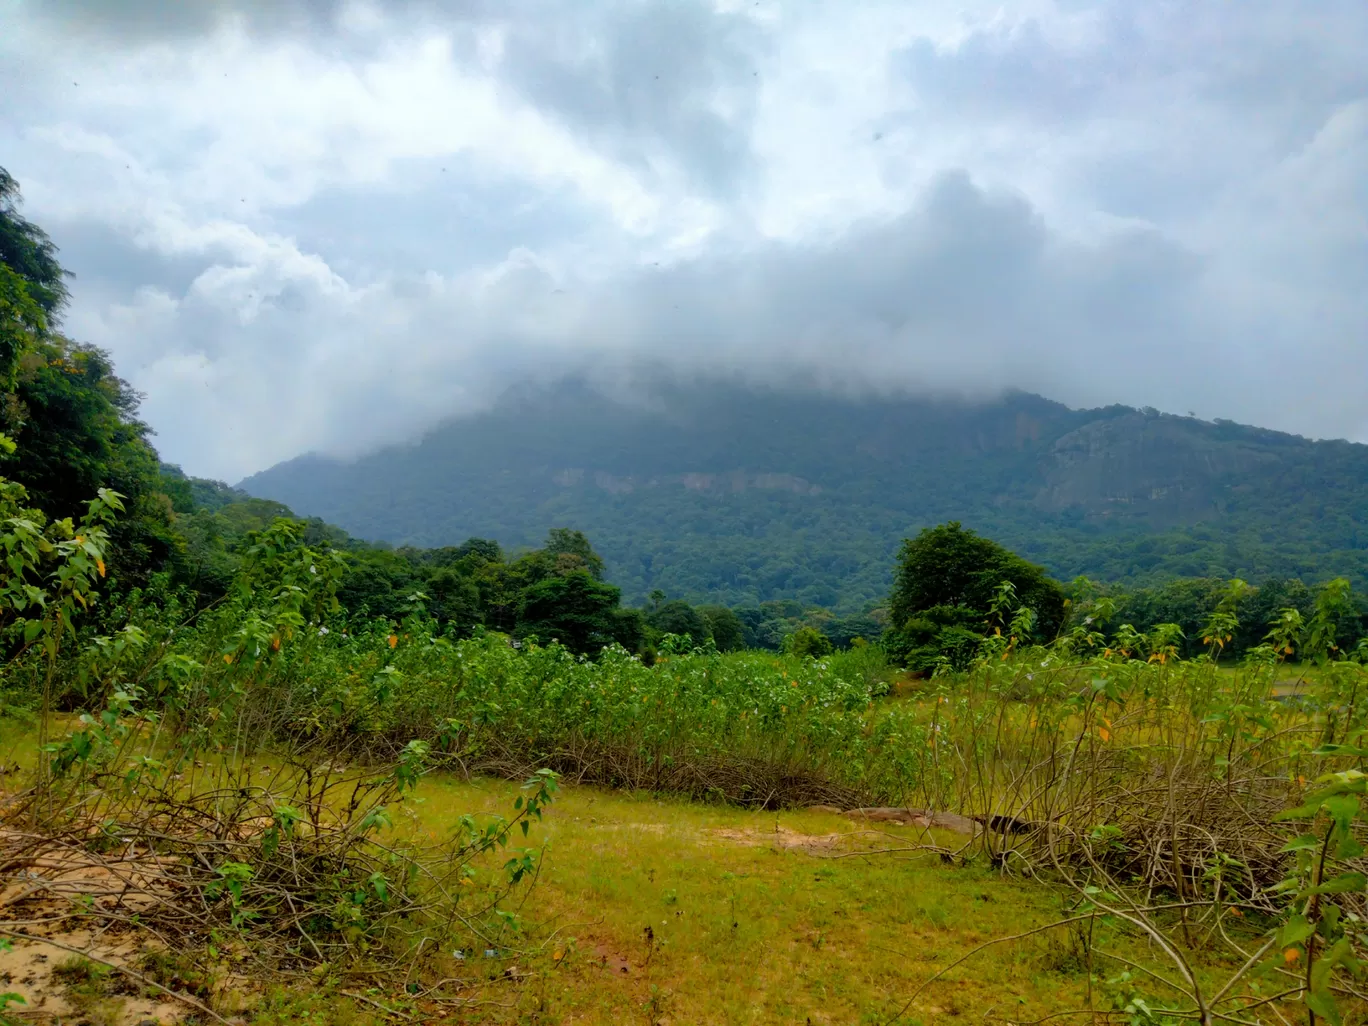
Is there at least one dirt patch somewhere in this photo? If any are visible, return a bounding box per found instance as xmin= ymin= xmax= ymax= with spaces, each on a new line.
xmin=588 ymin=942 xmax=635 ymax=976
xmin=0 ymin=829 xmax=223 ymax=1025
xmin=0 ymin=930 xmax=189 ymax=1025
xmin=709 ymin=826 xmax=852 ymax=854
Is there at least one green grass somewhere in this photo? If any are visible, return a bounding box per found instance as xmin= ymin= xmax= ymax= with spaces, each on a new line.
xmin=393 ymin=773 xmax=1173 ymax=1024
xmin=0 ymin=717 xmax=1201 ymax=1024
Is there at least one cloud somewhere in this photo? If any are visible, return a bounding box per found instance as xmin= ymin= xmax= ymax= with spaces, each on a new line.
xmin=0 ymin=0 xmax=1364 ymax=481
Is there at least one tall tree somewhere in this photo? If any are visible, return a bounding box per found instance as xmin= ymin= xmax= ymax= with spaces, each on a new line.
xmin=698 ymin=605 xmax=745 ymax=652
xmin=889 ymin=522 xmax=1065 ymax=637
xmin=0 ymin=170 xmax=176 ymax=590
xmin=517 ymin=570 xmax=625 ymax=654
xmin=0 ymin=168 xmax=69 ymax=318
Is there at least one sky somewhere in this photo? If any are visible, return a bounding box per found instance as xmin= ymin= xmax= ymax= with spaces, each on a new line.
xmin=1 ymin=0 xmax=1365 ymax=482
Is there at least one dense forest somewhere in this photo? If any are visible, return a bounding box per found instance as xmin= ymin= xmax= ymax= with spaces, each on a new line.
xmin=241 ymin=377 xmax=1368 ymax=609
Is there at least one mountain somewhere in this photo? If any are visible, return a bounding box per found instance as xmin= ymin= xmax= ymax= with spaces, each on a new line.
xmin=239 ymin=380 xmax=1368 ymax=609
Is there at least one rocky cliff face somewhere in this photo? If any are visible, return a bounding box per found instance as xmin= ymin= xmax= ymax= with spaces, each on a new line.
xmin=1038 ymin=412 xmax=1285 ymax=522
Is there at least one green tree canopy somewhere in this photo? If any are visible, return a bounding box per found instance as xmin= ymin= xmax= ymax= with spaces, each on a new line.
xmin=543 ymin=527 xmax=605 ymax=580
xmin=889 ymin=522 xmax=1065 ymax=637
xmin=517 ymin=569 xmax=624 ymax=654
xmin=698 ymin=605 xmax=745 ymax=652
xmin=0 ymin=167 xmax=69 ymax=318
xmin=646 ymin=599 xmax=713 ymax=649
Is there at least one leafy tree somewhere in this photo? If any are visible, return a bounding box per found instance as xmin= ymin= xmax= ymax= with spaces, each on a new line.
xmin=784 ymin=625 xmax=832 ymax=659
xmin=1 ymin=262 xmax=47 ymax=389
xmin=889 ymin=522 xmax=1065 ymax=637
xmin=543 ymin=528 xmax=605 ymax=580
xmin=883 ymin=523 xmax=1065 ymax=669
xmin=453 ymin=537 xmax=502 ymax=564
xmin=607 ymin=606 xmax=646 ymax=653
xmin=0 ymin=172 xmax=177 ymax=595
xmin=883 ymin=604 xmax=984 ymax=673
xmin=645 ymin=599 xmax=713 ymax=649
xmin=0 ymin=168 xmax=68 ymax=317
xmin=698 ymin=605 xmax=745 ymax=652
xmin=426 ymin=565 xmax=483 ymax=634
xmin=517 ymin=570 xmax=624 ymax=654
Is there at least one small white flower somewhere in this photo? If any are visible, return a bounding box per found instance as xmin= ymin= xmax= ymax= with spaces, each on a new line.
xmin=309 ymin=564 xmax=317 ymax=575
xmin=318 ymin=626 xmax=329 ymax=636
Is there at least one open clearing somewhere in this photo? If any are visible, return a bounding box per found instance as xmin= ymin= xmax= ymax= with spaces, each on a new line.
xmin=0 ymin=765 xmax=1126 ymax=1025
xmin=332 ymin=774 xmax=1172 ymax=1024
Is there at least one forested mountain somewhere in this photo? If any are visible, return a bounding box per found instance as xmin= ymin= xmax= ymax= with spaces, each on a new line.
xmin=240 ymin=380 xmax=1368 ymax=609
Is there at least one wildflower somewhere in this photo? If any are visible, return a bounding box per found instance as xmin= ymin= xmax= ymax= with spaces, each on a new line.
xmin=318 ymin=626 xmax=329 ymax=636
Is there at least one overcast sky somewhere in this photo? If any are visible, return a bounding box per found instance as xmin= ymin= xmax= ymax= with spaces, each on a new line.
xmin=2 ymin=0 xmax=1365 ymax=482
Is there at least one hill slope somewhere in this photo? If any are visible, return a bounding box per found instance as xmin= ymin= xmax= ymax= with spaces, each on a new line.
xmin=240 ymin=381 xmax=1368 ymax=609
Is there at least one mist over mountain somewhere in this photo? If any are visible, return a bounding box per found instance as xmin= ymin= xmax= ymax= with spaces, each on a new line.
xmin=240 ymin=380 xmax=1368 ymax=609
xmin=4 ymin=2 xmax=1366 ymax=482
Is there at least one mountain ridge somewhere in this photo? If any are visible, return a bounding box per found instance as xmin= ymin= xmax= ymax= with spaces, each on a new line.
xmin=240 ymin=381 xmax=1368 ymax=609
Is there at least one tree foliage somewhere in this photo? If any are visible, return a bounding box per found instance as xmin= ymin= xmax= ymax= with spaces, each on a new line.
xmin=698 ymin=605 xmax=745 ymax=652
xmin=645 ymin=600 xmax=713 ymax=650
xmin=884 ymin=522 xmax=1066 ymax=671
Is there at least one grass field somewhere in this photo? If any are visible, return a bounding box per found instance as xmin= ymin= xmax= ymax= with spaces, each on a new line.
xmin=236 ymin=771 xmax=1270 ymax=1026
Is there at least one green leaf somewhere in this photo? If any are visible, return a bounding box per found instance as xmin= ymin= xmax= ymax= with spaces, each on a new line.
xmin=369 ymin=871 xmax=389 ymax=903
xmin=1281 ymin=834 xmax=1323 ymax=853
xmin=1280 ymin=915 xmax=1315 ymax=947
xmin=1323 ymin=794 xmax=1360 ymax=830
xmin=1335 ymin=833 xmax=1365 ymax=859
xmin=1306 ymin=989 xmax=1342 ymax=1026
xmin=1275 ymin=803 xmax=1323 ymax=821
xmin=1302 ymin=872 xmax=1367 ymax=897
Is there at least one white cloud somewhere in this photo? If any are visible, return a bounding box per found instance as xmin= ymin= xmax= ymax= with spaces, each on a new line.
xmin=1 ymin=0 xmax=1365 ymax=480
